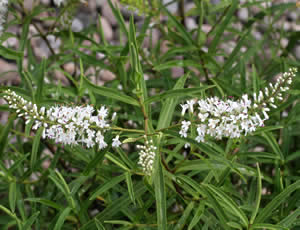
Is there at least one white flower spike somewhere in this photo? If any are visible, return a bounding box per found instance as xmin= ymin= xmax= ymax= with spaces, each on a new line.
xmin=179 ymin=68 xmax=297 ymax=143
xmin=3 ymin=89 xmax=119 ymax=150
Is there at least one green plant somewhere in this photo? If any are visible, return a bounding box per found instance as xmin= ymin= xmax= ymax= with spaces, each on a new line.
xmin=0 ymin=0 xmax=299 ymax=229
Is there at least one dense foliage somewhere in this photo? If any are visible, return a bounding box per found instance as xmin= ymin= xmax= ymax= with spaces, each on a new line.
xmin=0 ymin=0 xmax=299 ymax=229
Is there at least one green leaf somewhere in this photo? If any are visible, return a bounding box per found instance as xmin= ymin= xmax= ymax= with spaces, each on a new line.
xmin=250 ymin=163 xmax=262 ymax=224
xmin=162 ymin=6 xmax=194 ymax=45
xmin=48 ymin=170 xmax=75 ymax=210
xmin=154 ymin=152 xmax=167 ymax=230
xmin=9 ymin=153 xmax=30 ymax=174
xmin=157 ymin=73 xmax=188 ymax=130
xmin=25 ymin=198 xmax=63 ymax=210
xmin=227 ymin=222 xmax=243 ymax=229
xmin=204 ymin=184 xmax=248 ymax=227
xmin=0 ymin=114 xmax=16 ymax=158
xmin=107 ymin=0 xmax=128 ymax=37
xmin=251 ymin=223 xmax=288 ymax=230
xmin=0 ymin=204 xmax=22 ymax=229
xmin=25 ymin=120 xmax=34 ymax=137
xmin=154 ymin=60 xmax=202 ymax=71
xmin=0 ymin=205 xmax=18 ymax=223
xmin=174 ymin=202 xmax=195 ymax=230
xmin=9 ymin=182 xmax=17 ymax=213
xmin=222 ymin=29 xmax=252 ymax=76
xmin=73 ymin=50 xmax=109 ymax=70
xmin=95 ymin=218 xmax=106 ymax=230
xmin=0 ymin=45 xmax=23 ymax=60
xmin=144 ymin=86 xmax=214 ymax=104
xmin=201 ymin=186 xmax=230 ymax=230
xmin=23 ymin=211 xmax=40 ymax=230
xmin=83 ymin=147 xmax=107 ymax=176
xmin=278 ymin=207 xmax=300 ymax=227
xmin=255 ymin=180 xmax=300 ymax=223
xmin=104 ymin=220 xmax=132 ymax=225
xmin=98 ymin=15 xmax=108 ymax=46
xmin=252 ymin=64 xmax=259 ymax=95
xmin=261 ymin=132 xmax=284 ymax=161
xmin=53 ymin=207 xmax=72 ymax=230
xmin=31 ymin=126 xmax=43 ymax=170
xmin=115 ymin=147 xmax=135 ymax=169
xmin=188 ymin=202 xmax=205 ymax=230
xmin=208 ymin=0 xmax=239 ymax=54
xmin=35 ymin=58 xmax=46 ymax=103
xmin=106 ymin=152 xmax=130 ymax=171
xmin=89 ymin=174 xmax=126 ymax=200
xmin=286 ymin=151 xmax=300 ymax=162
xmin=83 ymin=76 xmax=139 ymax=106
xmin=81 ymin=182 xmax=147 ymax=229
xmin=176 ymin=175 xmax=203 ymax=195
xmin=125 ymin=172 xmax=135 ymax=205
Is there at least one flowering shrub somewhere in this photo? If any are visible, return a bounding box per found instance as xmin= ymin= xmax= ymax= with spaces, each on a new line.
xmin=0 ymin=0 xmax=299 ymax=229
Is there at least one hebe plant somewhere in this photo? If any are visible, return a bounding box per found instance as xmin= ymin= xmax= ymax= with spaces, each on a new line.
xmin=0 ymin=0 xmax=299 ymax=229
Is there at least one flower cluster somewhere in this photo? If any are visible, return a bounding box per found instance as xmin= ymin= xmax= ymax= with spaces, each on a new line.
xmin=53 ymin=0 xmax=65 ymax=7
xmin=0 ymin=0 xmax=8 ymax=36
xmin=3 ymin=89 xmax=121 ymax=149
xmin=180 ymin=68 xmax=297 ymax=143
xmin=137 ymin=138 xmax=156 ymax=175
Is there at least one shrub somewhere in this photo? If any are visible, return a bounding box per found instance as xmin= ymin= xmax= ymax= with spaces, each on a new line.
xmin=0 ymin=0 xmax=299 ymax=229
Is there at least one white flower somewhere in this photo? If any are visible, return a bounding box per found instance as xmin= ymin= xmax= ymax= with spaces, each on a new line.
xmin=137 ymin=139 xmax=156 ymax=175
xmin=186 ymin=100 xmax=196 ymax=113
xmin=3 ymin=89 xmax=117 ymax=150
xmin=180 ymin=104 xmax=189 ymax=116
xmin=54 ymin=0 xmax=65 ymax=7
xmin=184 ymin=143 xmax=190 ymax=149
xmin=179 ymin=120 xmax=191 ymax=138
xmin=95 ymin=131 xmax=107 ymax=150
xmin=98 ymin=106 xmax=108 ymax=119
xmin=112 ymin=112 xmax=117 ymax=121
xmin=178 ymin=67 xmax=297 ymax=143
xmin=112 ymin=135 xmax=121 ymax=148
xmin=198 ymin=112 xmax=209 ymax=122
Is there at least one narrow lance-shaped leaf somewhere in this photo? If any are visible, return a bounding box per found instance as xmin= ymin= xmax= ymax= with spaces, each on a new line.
xmin=23 ymin=211 xmax=40 ymax=230
xmin=251 ymin=223 xmax=288 ymax=230
xmin=125 ymin=172 xmax=136 ymax=205
xmin=250 ymin=163 xmax=262 ymax=224
xmin=188 ymin=202 xmax=205 ymax=230
xmin=144 ymin=85 xmax=215 ymax=104
xmin=89 ymin=174 xmax=126 ymax=200
xmin=204 ymin=184 xmax=248 ymax=227
xmin=0 ymin=114 xmax=16 ymax=158
xmin=261 ymin=132 xmax=284 ymax=161
xmin=201 ymin=185 xmax=231 ymax=230
xmin=31 ymin=126 xmax=44 ymax=170
xmin=35 ymin=58 xmax=46 ymax=103
xmin=157 ymin=73 xmax=188 ymax=130
xmin=83 ymin=76 xmax=139 ymax=106
xmin=255 ymin=180 xmax=300 ymax=223
xmin=174 ymin=202 xmax=195 ymax=230
xmin=9 ymin=181 xmax=17 ymax=213
xmin=48 ymin=170 xmax=76 ymax=210
xmin=278 ymin=207 xmax=300 ymax=227
xmin=162 ymin=6 xmax=194 ymax=45
xmin=154 ymin=138 xmax=167 ymax=230
xmin=208 ymin=0 xmax=239 ymax=54
xmin=53 ymin=207 xmax=72 ymax=230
